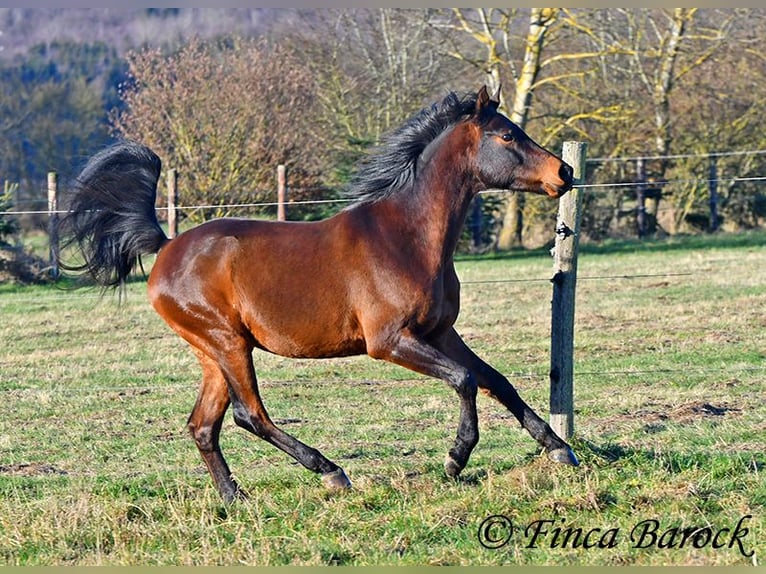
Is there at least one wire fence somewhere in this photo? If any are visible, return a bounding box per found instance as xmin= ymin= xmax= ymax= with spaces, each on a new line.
xmin=4 ymin=363 xmax=766 ymax=397
xmin=3 ymin=175 xmax=766 ymax=218
xmin=2 ymin=147 xmax=766 ymax=218
xmin=586 ymin=148 xmax=766 ymax=163
xmin=0 ymin=270 xmax=705 ymax=309
xmin=2 ymin=146 xmax=765 ymax=399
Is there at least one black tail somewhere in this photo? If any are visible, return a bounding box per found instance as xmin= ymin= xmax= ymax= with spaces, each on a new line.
xmin=58 ymin=140 xmax=169 ymax=290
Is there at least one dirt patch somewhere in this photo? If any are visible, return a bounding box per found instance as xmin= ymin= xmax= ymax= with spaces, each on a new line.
xmin=670 ymin=400 xmax=739 ymax=419
xmin=641 ymin=400 xmax=741 ymax=424
xmin=0 ymin=462 xmax=68 ymax=476
xmin=592 ymin=400 xmax=743 ymax=434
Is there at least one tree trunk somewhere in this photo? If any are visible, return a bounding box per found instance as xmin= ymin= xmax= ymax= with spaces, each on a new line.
xmin=496 ymin=193 xmax=524 ymax=250
xmin=496 ymin=8 xmax=558 ymax=250
xmin=646 ymin=8 xmax=694 ymax=235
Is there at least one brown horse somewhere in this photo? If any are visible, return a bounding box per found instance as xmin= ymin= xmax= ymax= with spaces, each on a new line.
xmin=59 ymin=86 xmax=578 ymax=503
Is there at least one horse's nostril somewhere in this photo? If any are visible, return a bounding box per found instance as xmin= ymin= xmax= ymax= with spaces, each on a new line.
xmin=560 ymin=162 xmax=574 ymax=184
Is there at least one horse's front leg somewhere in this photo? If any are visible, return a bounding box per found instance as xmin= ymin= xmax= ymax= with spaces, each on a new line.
xmin=434 ymin=328 xmax=579 ymax=467
xmin=369 ymin=329 xmax=479 ymax=478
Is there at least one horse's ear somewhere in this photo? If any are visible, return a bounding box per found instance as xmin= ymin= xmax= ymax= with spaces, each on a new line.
xmin=476 ymin=85 xmax=499 ymax=116
xmin=476 ymin=85 xmax=491 ymax=114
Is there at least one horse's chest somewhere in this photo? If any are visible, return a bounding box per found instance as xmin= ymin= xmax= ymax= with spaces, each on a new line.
xmin=409 ymin=273 xmax=460 ymax=335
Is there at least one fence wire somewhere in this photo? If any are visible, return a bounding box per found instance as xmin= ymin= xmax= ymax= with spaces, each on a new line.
xmin=2 ymin=168 xmax=766 ymax=218
xmin=586 ymin=148 xmax=766 ymax=163
xmin=0 ymin=268 xmax=703 ymax=307
xmin=2 ymin=251 xmax=764 ymax=397
xmin=3 ymin=364 xmax=765 ymax=397
xmin=2 ymin=148 xmax=764 ymax=398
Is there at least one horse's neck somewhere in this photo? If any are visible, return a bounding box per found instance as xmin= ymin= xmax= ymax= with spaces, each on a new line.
xmin=382 ymin=168 xmax=477 ymax=271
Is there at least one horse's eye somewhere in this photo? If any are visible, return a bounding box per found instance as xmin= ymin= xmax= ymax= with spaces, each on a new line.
xmin=501 ymin=133 xmax=514 ymax=142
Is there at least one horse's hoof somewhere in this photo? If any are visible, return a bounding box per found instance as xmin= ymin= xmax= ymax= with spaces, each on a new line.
xmin=219 ymin=483 xmax=247 ymax=504
xmin=548 ymin=446 xmax=580 ymax=466
xmin=444 ymin=455 xmax=464 ymax=478
xmin=322 ymin=468 xmax=352 ymax=491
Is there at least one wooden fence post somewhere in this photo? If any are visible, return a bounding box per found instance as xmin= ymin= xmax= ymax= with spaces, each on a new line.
xmin=636 ymin=156 xmax=647 ymax=238
xmin=709 ymin=154 xmax=719 ymax=232
xmin=47 ymin=171 xmax=60 ymax=280
xmin=549 ymin=141 xmax=587 ymax=440
xmin=167 ymin=168 xmax=178 ymax=238
xmin=277 ymin=164 xmax=287 ymax=222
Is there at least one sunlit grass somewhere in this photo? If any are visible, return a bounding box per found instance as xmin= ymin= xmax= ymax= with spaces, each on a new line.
xmin=0 ymin=231 xmax=764 ymax=565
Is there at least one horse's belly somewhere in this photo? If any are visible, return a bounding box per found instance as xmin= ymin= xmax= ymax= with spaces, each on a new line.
xmin=250 ymin=329 xmax=367 ymax=359
xmin=243 ymin=306 xmax=367 ymax=359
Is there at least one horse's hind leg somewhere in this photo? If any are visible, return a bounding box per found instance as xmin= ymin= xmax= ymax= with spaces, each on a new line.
xmin=187 ymin=351 xmax=242 ymax=503
xmin=216 ymin=341 xmax=352 ymax=491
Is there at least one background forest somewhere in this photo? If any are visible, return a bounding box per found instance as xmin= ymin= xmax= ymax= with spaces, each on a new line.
xmin=2 ymin=7 xmax=765 ymax=257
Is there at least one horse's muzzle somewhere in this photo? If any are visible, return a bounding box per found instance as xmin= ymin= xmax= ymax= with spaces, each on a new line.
xmin=559 ymin=162 xmax=574 ymax=191
xmin=543 ymin=162 xmax=574 ymax=198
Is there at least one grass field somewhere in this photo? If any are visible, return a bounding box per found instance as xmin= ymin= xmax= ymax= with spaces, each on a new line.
xmin=0 ymin=230 xmax=764 ymax=566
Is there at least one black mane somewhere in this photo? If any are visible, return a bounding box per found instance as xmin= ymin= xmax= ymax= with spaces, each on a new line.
xmin=345 ymin=91 xmax=480 ymax=204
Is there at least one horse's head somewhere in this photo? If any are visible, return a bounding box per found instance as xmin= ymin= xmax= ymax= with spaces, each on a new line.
xmin=470 ymin=86 xmax=573 ymax=198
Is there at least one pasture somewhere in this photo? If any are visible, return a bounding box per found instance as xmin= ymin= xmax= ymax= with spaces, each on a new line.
xmin=0 ymin=230 xmax=764 ymax=566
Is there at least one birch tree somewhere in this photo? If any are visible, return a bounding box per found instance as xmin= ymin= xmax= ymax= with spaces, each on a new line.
xmin=498 ymin=8 xmax=559 ymax=250
xmin=613 ymin=8 xmax=733 ymax=233
xmin=643 ymin=9 xmax=756 ymax=231
xmin=435 ymin=8 xmax=629 ymax=248
xmin=433 ymin=8 xmax=558 ymax=248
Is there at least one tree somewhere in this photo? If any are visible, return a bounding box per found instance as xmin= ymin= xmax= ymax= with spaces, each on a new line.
xmin=292 ymin=9 xmax=461 ymax=188
xmin=655 ymin=9 xmax=765 ymax=231
xmin=497 ymin=8 xmax=559 ymax=250
xmin=432 ymin=8 xmax=526 ymax=248
xmin=433 ymin=8 xmax=630 ymax=249
xmin=0 ymin=181 xmax=19 ymax=241
xmin=112 ymin=37 xmax=325 ymax=222
xmin=0 ymin=179 xmax=48 ymax=284
xmin=584 ymin=9 xmax=736 ymax=236
xmin=0 ymin=42 xmax=112 ymax=217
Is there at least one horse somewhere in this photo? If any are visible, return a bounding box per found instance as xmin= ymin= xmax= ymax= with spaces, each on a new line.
xmin=59 ymin=86 xmax=578 ymax=503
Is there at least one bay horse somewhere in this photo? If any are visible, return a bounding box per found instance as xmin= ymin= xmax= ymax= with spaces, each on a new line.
xmin=59 ymin=86 xmax=578 ymax=503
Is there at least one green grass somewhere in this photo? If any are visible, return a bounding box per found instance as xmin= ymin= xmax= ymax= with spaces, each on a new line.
xmin=0 ymin=230 xmax=764 ymax=565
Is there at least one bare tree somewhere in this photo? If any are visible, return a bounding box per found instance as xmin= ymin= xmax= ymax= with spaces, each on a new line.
xmin=293 ymin=8 xmax=460 ymax=187
xmin=499 ymin=8 xmax=559 ymax=249
xmin=606 ymin=9 xmax=734 ymax=233
xmin=112 ymin=37 xmax=324 ymax=222
xmin=650 ymin=9 xmax=763 ymax=231
xmin=621 ymin=9 xmax=730 ymax=169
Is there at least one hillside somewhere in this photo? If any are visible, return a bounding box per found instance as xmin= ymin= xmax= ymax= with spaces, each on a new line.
xmin=0 ymin=8 xmax=290 ymax=58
